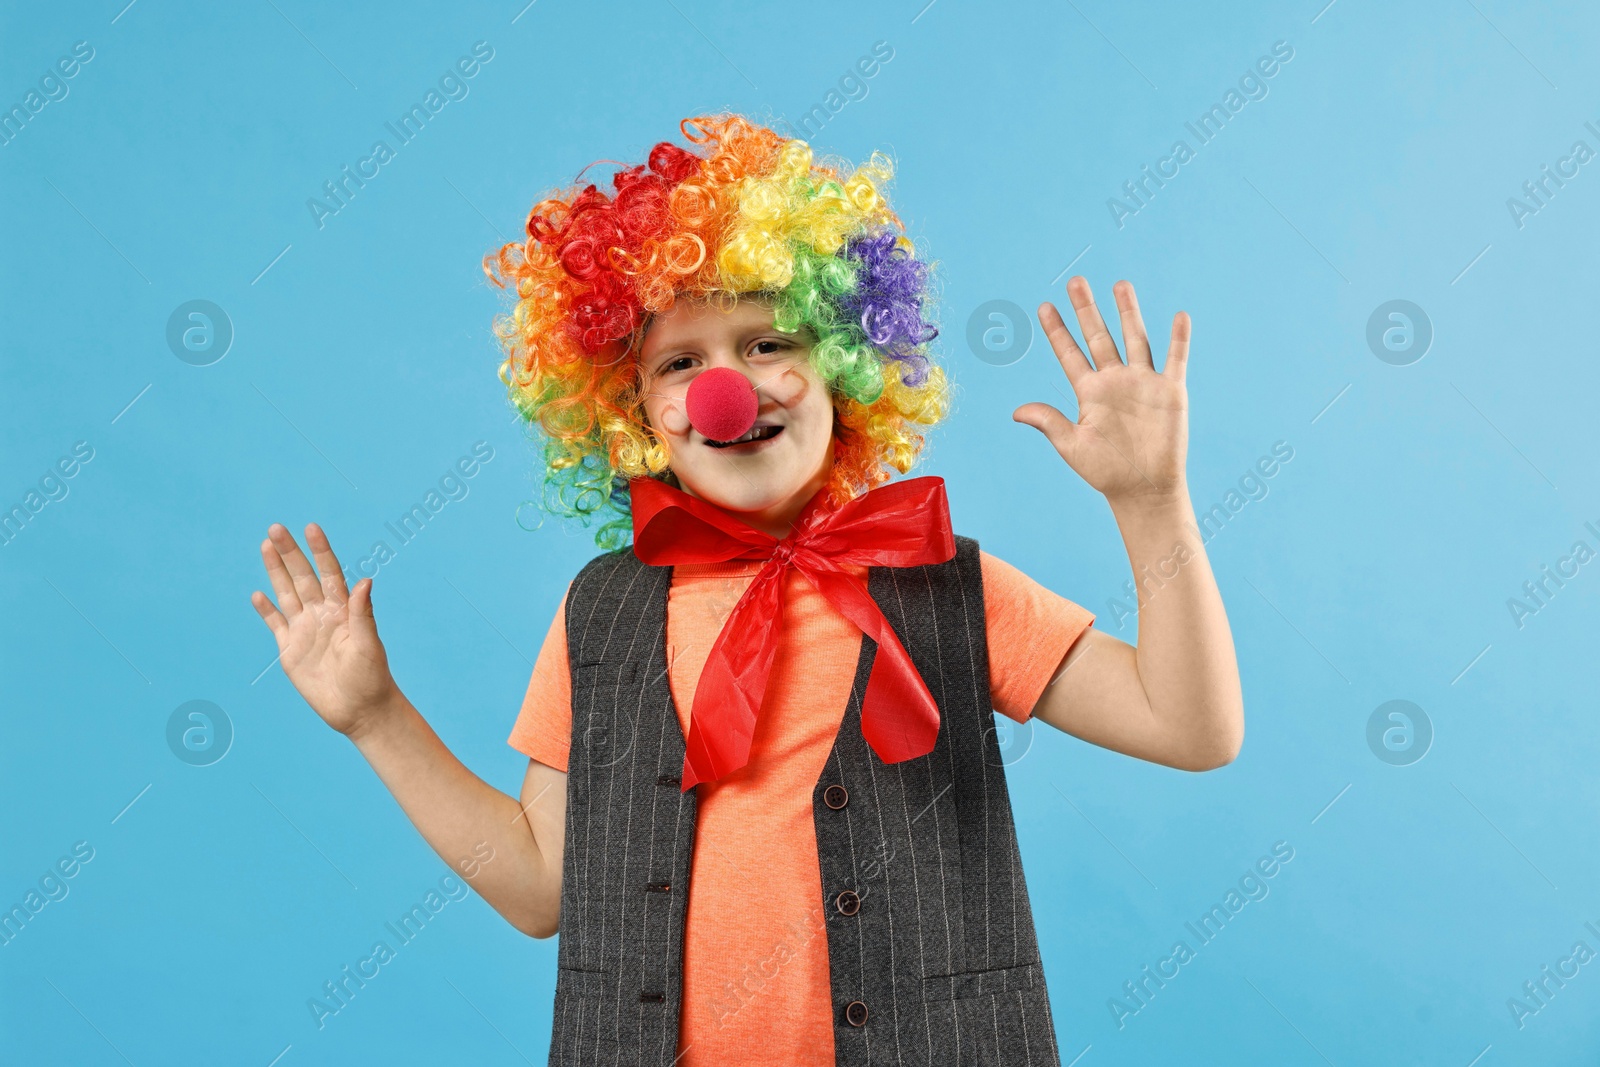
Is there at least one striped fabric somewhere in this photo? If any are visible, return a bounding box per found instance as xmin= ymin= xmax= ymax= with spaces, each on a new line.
xmin=551 ymin=534 xmax=1062 ymax=1066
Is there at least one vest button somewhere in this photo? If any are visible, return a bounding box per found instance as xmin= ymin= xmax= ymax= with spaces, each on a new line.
xmin=640 ymin=991 xmax=665 ymax=1003
xmin=834 ymin=890 xmax=861 ymax=916
xmin=657 ymin=774 xmax=680 ymax=787
xmin=645 ymin=881 xmax=671 ymax=893
xmin=844 ymin=1000 xmax=869 ymax=1027
xmin=823 ymin=784 xmax=848 ymax=810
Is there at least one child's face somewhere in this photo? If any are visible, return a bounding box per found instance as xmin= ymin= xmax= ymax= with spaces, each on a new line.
xmin=639 ymin=295 xmax=837 ymax=537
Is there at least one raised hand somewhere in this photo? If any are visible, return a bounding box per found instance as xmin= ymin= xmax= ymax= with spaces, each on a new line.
xmin=250 ymin=523 xmax=400 ymax=738
xmin=1013 ymin=277 xmax=1190 ymax=506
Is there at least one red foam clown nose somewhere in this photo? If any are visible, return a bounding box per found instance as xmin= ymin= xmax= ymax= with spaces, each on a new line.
xmin=684 ymin=367 xmax=759 ymax=443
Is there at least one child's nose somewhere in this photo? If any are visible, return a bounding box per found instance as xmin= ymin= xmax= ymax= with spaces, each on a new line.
xmin=685 ymin=366 xmax=759 ymax=442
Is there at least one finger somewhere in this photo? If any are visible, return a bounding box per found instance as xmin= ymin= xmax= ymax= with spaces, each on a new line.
xmin=1037 ymin=303 xmax=1094 ymax=387
xmin=250 ymin=589 xmax=289 ymax=642
xmin=1012 ymin=401 xmax=1082 ymax=463
xmin=1065 ymin=276 xmax=1123 ymax=370
xmin=260 ymin=537 xmax=303 ymax=617
xmin=1112 ymin=280 xmax=1154 ymax=368
xmin=1164 ymin=310 xmax=1192 ymax=383
xmin=305 ymin=523 xmax=350 ymax=604
xmin=268 ymin=523 xmax=325 ymax=607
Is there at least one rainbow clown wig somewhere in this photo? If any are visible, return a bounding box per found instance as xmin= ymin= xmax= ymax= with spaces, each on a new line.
xmin=483 ymin=113 xmax=949 ymax=549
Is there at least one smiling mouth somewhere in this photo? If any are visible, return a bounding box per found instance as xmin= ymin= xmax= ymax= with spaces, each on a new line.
xmin=705 ymin=424 xmax=784 ymax=449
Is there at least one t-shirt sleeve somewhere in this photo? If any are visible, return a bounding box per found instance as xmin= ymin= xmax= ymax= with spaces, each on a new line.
xmin=506 ymin=584 xmax=573 ymax=773
xmin=981 ymin=550 xmax=1095 ymax=724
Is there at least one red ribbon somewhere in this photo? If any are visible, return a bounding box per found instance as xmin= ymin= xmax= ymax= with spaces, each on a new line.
xmin=630 ymin=475 xmax=957 ymax=790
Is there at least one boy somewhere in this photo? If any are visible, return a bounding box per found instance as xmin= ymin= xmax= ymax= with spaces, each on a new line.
xmin=249 ymin=113 xmax=1242 ymax=1066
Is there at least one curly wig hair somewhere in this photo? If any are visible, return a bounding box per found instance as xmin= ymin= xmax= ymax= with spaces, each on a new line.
xmin=484 ymin=113 xmax=949 ymax=549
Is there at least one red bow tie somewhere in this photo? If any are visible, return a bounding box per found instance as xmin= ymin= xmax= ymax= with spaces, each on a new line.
xmin=630 ymin=475 xmax=957 ymax=790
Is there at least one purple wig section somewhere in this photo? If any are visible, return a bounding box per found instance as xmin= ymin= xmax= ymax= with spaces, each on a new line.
xmin=839 ymin=230 xmax=939 ymax=387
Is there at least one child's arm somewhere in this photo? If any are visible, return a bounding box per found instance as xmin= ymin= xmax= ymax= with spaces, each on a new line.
xmin=250 ymin=523 xmax=564 ymax=937
xmin=1013 ymin=277 xmax=1244 ymax=772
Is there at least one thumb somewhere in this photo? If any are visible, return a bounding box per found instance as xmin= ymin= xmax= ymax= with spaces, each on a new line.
xmin=1013 ymin=402 xmax=1081 ymax=461
xmin=349 ymin=578 xmax=380 ymax=642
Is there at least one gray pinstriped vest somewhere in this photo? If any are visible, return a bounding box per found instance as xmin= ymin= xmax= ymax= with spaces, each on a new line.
xmin=549 ymin=534 xmax=1062 ymax=1066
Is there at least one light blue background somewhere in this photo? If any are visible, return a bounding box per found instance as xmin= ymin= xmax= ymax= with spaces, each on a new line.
xmin=4 ymin=0 xmax=1598 ymax=1063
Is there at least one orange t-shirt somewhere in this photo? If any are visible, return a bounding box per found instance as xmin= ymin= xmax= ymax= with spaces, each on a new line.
xmin=507 ymin=550 xmax=1094 ymax=1067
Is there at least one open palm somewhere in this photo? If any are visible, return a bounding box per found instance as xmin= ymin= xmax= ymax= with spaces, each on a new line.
xmin=249 ymin=523 xmax=398 ymax=736
xmin=1014 ymin=277 xmax=1190 ymax=504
